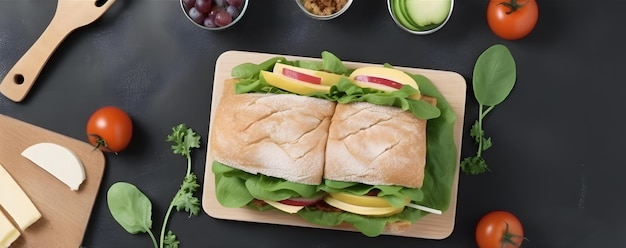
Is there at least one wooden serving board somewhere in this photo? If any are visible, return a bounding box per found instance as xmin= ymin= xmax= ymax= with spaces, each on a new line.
xmin=0 ymin=114 xmax=105 ymax=248
xmin=202 ymin=50 xmax=466 ymax=239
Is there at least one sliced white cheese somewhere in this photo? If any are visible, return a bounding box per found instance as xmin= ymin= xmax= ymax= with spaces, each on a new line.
xmin=21 ymin=142 xmax=85 ymax=191
xmin=264 ymin=200 xmax=304 ymax=214
xmin=0 ymin=163 xmax=42 ymax=231
xmin=0 ymin=210 xmax=20 ymax=248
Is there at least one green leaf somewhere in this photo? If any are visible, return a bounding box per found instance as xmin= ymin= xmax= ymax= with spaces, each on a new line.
xmin=163 ymin=231 xmax=180 ymax=248
xmin=231 ymin=57 xmax=287 ymax=79
xmin=321 ymin=51 xmax=349 ymax=75
xmin=481 ymin=137 xmax=493 ymax=151
xmin=473 ymin=44 xmax=517 ymax=106
xmin=172 ymin=191 xmax=201 ymax=216
xmin=167 ymin=124 xmax=201 ymax=158
xmin=107 ymin=182 xmax=153 ymax=234
xmin=180 ymin=173 xmax=200 ymax=193
xmin=460 ymin=156 xmax=489 ymax=175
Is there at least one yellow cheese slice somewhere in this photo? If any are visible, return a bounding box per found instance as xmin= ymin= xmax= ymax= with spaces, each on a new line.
xmin=21 ymin=142 xmax=85 ymax=191
xmin=0 ymin=163 xmax=42 ymax=231
xmin=0 ymin=211 xmax=20 ymax=248
xmin=264 ymin=200 xmax=305 ymax=214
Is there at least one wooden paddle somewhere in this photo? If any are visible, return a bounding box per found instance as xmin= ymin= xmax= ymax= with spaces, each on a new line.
xmin=0 ymin=0 xmax=116 ymax=102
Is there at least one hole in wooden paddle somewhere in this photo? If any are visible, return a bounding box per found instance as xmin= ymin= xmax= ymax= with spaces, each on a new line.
xmin=95 ymin=0 xmax=108 ymax=7
xmin=13 ymin=74 xmax=24 ymax=85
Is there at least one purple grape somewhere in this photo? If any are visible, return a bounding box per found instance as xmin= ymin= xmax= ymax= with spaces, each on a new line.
xmin=187 ymin=7 xmax=206 ymax=24
xmin=226 ymin=5 xmax=239 ymax=18
xmin=182 ymin=0 xmax=195 ymax=10
xmin=214 ymin=10 xmax=232 ymax=26
xmin=213 ymin=0 xmax=226 ymax=7
xmin=226 ymin=0 xmax=243 ymax=8
xmin=203 ymin=17 xmax=217 ymax=28
xmin=195 ymin=0 xmax=212 ymax=14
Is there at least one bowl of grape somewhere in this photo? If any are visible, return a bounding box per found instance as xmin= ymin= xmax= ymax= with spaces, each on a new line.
xmin=181 ymin=0 xmax=248 ymax=30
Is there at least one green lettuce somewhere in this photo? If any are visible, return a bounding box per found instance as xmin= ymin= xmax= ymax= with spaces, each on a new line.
xmin=212 ymin=161 xmax=321 ymax=208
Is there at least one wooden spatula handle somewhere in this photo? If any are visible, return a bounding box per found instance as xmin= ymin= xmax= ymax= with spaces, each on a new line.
xmin=0 ymin=19 xmax=73 ymax=102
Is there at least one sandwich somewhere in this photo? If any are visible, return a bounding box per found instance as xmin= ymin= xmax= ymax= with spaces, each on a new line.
xmin=210 ymin=51 xmax=457 ymax=237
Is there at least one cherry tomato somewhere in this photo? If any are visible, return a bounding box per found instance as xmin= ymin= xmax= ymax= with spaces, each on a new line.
xmin=487 ymin=0 xmax=538 ymax=40
xmin=476 ymin=211 xmax=526 ymax=248
xmin=86 ymin=106 xmax=133 ymax=153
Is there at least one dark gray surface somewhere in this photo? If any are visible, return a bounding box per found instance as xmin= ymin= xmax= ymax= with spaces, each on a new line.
xmin=1 ymin=0 xmax=624 ymax=247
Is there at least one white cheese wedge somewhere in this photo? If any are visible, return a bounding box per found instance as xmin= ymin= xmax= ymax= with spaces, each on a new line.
xmin=0 ymin=210 xmax=20 ymax=248
xmin=264 ymin=200 xmax=305 ymax=214
xmin=0 ymin=163 xmax=42 ymax=231
xmin=21 ymin=142 xmax=85 ymax=191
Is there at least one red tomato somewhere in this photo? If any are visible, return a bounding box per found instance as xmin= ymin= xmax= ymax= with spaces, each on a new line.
xmin=476 ymin=211 xmax=526 ymax=248
xmin=487 ymin=0 xmax=538 ymax=40
xmin=86 ymin=106 xmax=133 ymax=153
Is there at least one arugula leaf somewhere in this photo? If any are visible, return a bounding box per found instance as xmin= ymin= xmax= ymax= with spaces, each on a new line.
xmin=461 ymin=44 xmax=516 ymax=175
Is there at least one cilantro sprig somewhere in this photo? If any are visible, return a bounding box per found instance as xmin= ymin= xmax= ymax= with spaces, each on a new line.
xmin=160 ymin=124 xmax=202 ymax=247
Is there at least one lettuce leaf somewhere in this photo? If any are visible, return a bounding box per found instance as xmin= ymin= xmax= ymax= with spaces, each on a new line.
xmin=212 ymin=161 xmax=322 ymax=206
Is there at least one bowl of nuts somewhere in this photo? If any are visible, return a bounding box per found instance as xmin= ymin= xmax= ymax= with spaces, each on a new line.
xmin=296 ymin=0 xmax=353 ymax=20
xmin=181 ymin=0 xmax=249 ymax=30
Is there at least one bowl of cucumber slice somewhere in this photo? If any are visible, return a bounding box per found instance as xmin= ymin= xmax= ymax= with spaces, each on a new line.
xmin=387 ymin=0 xmax=454 ymax=35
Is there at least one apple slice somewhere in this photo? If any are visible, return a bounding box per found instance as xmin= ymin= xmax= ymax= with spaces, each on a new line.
xmin=282 ymin=68 xmax=322 ymax=84
xmin=328 ymin=192 xmax=394 ymax=208
xmin=273 ymin=63 xmax=346 ymax=86
xmin=21 ymin=142 xmax=86 ymax=191
xmin=349 ymin=66 xmax=420 ymax=94
xmin=261 ymin=70 xmax=330 ymax=95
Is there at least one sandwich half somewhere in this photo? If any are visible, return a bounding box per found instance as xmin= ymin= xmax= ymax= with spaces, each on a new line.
xmin=325 ymin=101 xmax=429 ymax=188
xmin=211 ymin=79 xmax=335 ymax=208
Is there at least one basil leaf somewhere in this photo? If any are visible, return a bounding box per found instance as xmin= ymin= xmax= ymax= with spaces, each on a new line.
xmin=107 ymin=182 xmax=153 ymax=234
xmin=473 ymin=44 xmax=517 ymax=106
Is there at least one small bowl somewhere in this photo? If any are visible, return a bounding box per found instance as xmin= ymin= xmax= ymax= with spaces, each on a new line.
xmin=180 ymin=0 xmax=249 ymax=30
xmin=387 ymin=0 xmax=454 ymax=35
xmin=295 ymin=0 xmax=353 ymax=20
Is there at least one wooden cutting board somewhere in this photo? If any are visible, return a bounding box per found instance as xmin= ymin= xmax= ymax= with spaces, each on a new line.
xmin=0 ymin=114 xmax=105 ymax=248
xmin=202 ymin=50 xmax=466 ymax=239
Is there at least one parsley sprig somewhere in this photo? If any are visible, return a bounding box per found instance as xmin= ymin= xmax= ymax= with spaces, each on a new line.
xmin=160 ymin=124 xmax=201 ymax=248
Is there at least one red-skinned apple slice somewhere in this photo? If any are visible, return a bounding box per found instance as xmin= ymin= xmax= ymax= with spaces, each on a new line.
xmin=261 ymin=71 xmax=330 ymax=95
xmin=349 ymin=67 xmax=420 ymax=99
xmin=273 ymin=63 xmax=346 ymax=86
xmin=282 ymin=68 xmax=322 ymax=84
xmin=353 ymin=75 xmax=403 ymax=89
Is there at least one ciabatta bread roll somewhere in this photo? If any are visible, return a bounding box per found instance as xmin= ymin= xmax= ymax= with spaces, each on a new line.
xmin=324 ymin=102 xmax=427 ymax=188
xmin=210 ymin=80 xmax=336 ymax=185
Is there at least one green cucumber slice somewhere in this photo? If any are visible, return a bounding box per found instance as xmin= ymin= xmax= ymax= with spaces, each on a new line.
xmin=405 ymin=0 xmax=451 ymax=27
